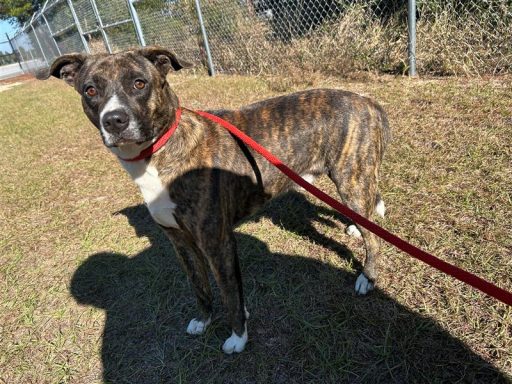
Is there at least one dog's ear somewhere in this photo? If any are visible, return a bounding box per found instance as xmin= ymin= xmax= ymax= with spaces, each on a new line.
xmin=137 ymin=46 xmax=193 ymax=75
xmin=36 ymin=53 xmax=87 ymax=86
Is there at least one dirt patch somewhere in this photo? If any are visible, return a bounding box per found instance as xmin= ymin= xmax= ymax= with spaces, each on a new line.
xmin=0 ymin=73 xmax=35 ymax=92
xmin=0 ymin=73 xmax=34 ymax=85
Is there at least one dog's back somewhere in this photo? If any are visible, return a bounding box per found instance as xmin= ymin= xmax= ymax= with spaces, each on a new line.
xmin=210 ymin=88 xmax=390 ymax=198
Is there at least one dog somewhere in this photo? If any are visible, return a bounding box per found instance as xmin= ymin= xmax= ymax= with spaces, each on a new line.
xmin=40 ymin=46 xmax=390 ymax=354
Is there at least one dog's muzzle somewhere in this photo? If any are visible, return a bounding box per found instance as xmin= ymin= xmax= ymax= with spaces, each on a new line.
xmin=102 ymin=109 xmax=130 ymax=134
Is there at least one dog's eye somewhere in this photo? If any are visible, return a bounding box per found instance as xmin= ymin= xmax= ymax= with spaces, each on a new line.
xmin=85 ymin=86 xmax=97 ymax=97
xmin=134 ymin=80 xmax=146 ymax=90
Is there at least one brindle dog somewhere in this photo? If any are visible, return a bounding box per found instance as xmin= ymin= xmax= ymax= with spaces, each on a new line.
xmin=40 ymin=47 xmax=390 ymax=354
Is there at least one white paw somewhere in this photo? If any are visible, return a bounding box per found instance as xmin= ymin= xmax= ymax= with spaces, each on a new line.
xmin=355 ymin=273 xmax=374 ymax=295
xmin=186 ymin=317 xmax=211 ymax=335
xmin=222 ymin=325 xmax=248 ymax=354
xmin=301 ymin=174 xmax=315 ymax=184
xmin=346 ymin=224 xmax=362 ymax=238
xmin=376 ymin=199 xmax=386 ymax=218
xmin=297 ymin=174 xmax=316 ymax=191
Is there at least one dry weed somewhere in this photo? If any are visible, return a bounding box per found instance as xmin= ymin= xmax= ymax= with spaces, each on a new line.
xmin=206 ymin=3 xmax=510 ymax=77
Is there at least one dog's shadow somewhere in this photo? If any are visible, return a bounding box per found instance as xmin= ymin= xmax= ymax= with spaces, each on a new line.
xmin=71 ymin=194 xmax=507 ymax=383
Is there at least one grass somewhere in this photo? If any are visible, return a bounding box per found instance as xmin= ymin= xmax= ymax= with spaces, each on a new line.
xmin=0 ymin=73 xmax=511 ymax=383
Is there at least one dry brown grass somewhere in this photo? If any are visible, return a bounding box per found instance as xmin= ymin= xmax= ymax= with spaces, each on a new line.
xmin=209 ymin=6 xmax=407 ymax=77
xmin=1 ymin=73 xmax=511 ymax=383
xmin=206 ymin=4 xmax=511 ymax=77
xmin=416 ymin=9 xmax=512 ymax=76
xmin=87 ymin=37 xmax=109 ymax=55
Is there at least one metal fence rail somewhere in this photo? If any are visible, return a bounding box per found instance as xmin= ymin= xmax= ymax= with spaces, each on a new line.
xmin=0 ymin=36 xmax=18 ymax=65
xmin=7 ymin=0 xmax=512 ymax=78
xmin=0 ymin=34 xmax=24 ymax=80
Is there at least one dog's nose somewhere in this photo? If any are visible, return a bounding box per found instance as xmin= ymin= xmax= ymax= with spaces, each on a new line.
xmin=102 ymin=110 xmax=130 ymax=133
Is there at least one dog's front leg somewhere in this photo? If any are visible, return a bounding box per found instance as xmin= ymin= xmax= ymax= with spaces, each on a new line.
xmin=204 ymin=229 xmax=248 ymax=354
xmin=163 ymin=227 xmax=214 ymax=335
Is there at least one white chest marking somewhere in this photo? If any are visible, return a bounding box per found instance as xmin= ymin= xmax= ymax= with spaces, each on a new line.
xmin=120 ymin=160 xmax=179 ymax=228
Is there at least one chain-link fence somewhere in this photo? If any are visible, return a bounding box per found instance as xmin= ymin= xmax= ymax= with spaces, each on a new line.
xmin=6 ymin=0 xmax=512 ymax=78
xmin=0 ymin=39 xmax=16 ymax=65
xmin=0 ymin=34 xmax=24 ymax=80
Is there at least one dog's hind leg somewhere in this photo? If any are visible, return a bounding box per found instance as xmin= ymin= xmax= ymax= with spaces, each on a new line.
xmin=345 ymin=192 xmax=381 ymax=295
xmin=203 ymin=230 xmax=248 ymax=354
xmin=163 ymin=228 xmax=214 ymax=335
xmin=346 ymin=192 xmax=385 ymax=238
xmin=329 ymin=172 xmax=381 ymax=295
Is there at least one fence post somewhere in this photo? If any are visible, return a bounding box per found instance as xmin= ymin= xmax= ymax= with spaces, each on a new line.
xmin=6 ymin=33 xmax=24 ymax=71
xmin=88 ymin=0 xmax=113 ymax=53
xmin=29 ymin=15 xmax=50 ymax=66
xmin=407 ymin=0 xmax=417 ymax=76
xmin=40 ymin=6 xmax=63 ymax=56
xmin=194 ymin=0 xmax=215 ymax=76
xmin=126 ymin=0 xmax=146 ymax=47
xmin=67 ymin=0 xmax=91 ymax=54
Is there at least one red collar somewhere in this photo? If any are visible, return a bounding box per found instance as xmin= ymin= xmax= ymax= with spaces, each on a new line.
xmin=119 ymin=107 xmax=182 ymax=162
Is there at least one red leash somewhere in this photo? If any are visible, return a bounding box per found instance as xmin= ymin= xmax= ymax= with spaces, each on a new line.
xmin=119 ymin=106 xmax=512 ymax=306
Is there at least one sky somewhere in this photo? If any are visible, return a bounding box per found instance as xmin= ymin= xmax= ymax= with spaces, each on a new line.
xmin=0 ymin=20 xmax=19 ymax=40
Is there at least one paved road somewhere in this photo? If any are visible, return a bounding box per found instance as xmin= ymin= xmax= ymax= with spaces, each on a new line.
xmin=0 ymin=63 xmax=24 ymax=80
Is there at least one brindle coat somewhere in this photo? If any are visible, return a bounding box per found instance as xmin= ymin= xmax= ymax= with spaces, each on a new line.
xmin=40 ymin=47 xmax=390 ymax=353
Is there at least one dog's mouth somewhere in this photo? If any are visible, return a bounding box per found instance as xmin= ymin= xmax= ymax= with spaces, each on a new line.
xmin=101 ymin=126 xmax=150 ymax=148
xmin=105 ymin=138 xmax=146 ymax=148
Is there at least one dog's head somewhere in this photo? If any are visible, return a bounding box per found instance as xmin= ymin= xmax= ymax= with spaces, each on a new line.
xmin=39 ymin=47 xmax=192 ymax=147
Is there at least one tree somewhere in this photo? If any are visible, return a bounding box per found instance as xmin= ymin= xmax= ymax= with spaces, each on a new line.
xmin=0 ymin=0 xmax=45 ymax=25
